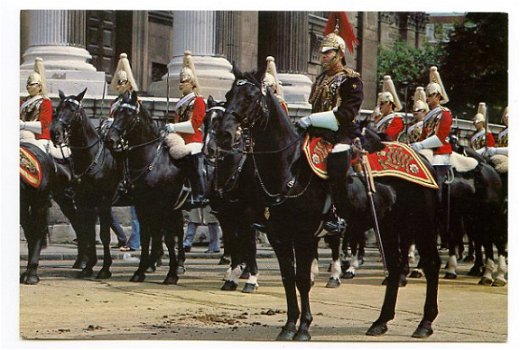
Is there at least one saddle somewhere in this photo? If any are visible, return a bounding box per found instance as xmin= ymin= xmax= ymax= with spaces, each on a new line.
xmin=20 ymin=146 xmax=43 ymax=188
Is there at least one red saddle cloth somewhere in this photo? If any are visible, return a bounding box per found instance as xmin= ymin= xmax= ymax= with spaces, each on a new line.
xmin=303 ymin=137 xmax=438 ymax=189
xmin=20 ymin=146 xmax=43 ymax=188
xmin=302 ymin=135 xmax=334 ymax=179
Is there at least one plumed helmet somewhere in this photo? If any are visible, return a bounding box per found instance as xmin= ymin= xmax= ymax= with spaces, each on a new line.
xmin=502 ymin=106 xmax=509 ymax=124
xmin=426 ymin=66 xmax=449 ymax=104
xmin=111 ymin=53 xmax=139 ymax=91
xmin=413 ymin=86 xmax=429 ymax=112
xmin=263 ymin=56 xmax=283 ymax=97
xmin=473 ymin=102 xmax=487 ymax=124
xmin=381 ymin=75 xmax=402 ymax=111
xmin=180 ymin=50 xmax=200 ymax=95
xmin=26 ymin=57 xmax=48 ymax=95
xmin=321 ymin=12 xmax=359 ymax=55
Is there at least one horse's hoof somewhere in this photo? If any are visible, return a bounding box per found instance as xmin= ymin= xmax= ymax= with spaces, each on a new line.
xmin=478 ymin=277 xmax=493 ymax=286
xmin=412 ymin=320 xmax=433 ymax=338
xmin=242 ymin=283 xmax=258 ymax=293
xmin=325 ymin=277 xmax=341 ymax=288
xmin=381 ymin=277 xmax=388 ymax=285
xmin=221 ymin=280 xmax=238 ymax=291
xmin=146 ymin=266 xmax=156 ymax=273
xmin=341 ymin=271 xmax=355 ymax=279
xmin=163 ymin=274 xmax=179 ymax=285
xmin=72 ymin=259 xmax=87 ymax=270
xmin=218 ymin=256 xmax=231 ymax=265
xmin=359 ymin=257 xmax=365 ymax=266
xmin=467 ymin=265 xmax=483 ymax=276
xmin=155 ymin=258 xmax=162 ymax=267
xmin=293 ymin=328 xmax=311 ymax=341
xmin=24 ymin=274 xmax=40 ymax=285
xmin=463 ymin=255 xmax=475 ymax=263
xmin=399 ymin=275 xmax=408 ymax=287
xmin=492 ymin=278 xmax=507 ymax=287
xmin=409 ymin=270 xmax=423 ymax=279
xmin=276 ymin=325 xmax=297 ymax=341
xmin=177 ymin=266 xmax=186 ymax=275
xmin=20 ymin=272 xmax=28 ymax=284
xmin=78 ymin=267 xmax=94 ymax=278
xmin=96 ymin=268 xmax=112 ymax=279
xmin=444 ymin=272 xmax=457 ymax=279
xmin=366 ymin=322 xmax=388 ymax=336
xmin=130 ymin=272 xmax=145 ymax=282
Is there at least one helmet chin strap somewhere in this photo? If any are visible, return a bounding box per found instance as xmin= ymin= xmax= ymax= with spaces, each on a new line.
xmin=322 ymin=52 xmax=342 ymax=72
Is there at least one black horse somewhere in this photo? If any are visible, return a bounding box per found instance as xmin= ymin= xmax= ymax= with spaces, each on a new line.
xmin=442 ymin=138 xmax=507 ymax=286
xmin=214 ymin=67 xmax=440 ymax=340
xmin=51 ymin=89 xmax=124 ymax=279
xmin=203 ymin=96 xmax=263 ymax=293
xmin=104 ymin=91 xmax=186 ymax=284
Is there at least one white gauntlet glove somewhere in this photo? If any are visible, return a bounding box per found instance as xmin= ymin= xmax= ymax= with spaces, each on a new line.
xmin=166 ymin=123 xmax=176 ymax=133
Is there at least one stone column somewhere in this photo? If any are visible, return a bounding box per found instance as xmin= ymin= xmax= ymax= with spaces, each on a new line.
xmin=259 ymin=12 xmax=312 ymax=108
xmin=148 ymin=11 xmax=234 ymax=100
xmin=20 ymin=10 xmax=106 ymax=97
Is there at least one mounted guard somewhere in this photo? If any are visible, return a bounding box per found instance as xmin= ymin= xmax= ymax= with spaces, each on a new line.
xmin=373 ymin=75 xmax=404 ymax=141
xmin=296 ymin=11 xmax=362 ymax=233
xmin=407 ymin=87 xmax=429 ymax=143
xmin=262 ymin=56 xmax=288 ymax=113
xmin=164 ymin=50 xmax=208 ymax=208
xmin=470 ymin=102 xmax=496 ymax=155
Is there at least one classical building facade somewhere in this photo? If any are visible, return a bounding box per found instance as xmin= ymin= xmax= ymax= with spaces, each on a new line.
xmin=20 ymin=10 xmax=430 ymax=112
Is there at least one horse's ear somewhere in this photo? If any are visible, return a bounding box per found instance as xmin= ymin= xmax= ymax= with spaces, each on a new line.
xmin=207 ymin=95 xmax=215 ymax=107
xmin=131 ymin=90 xmax=138 ymax=104
xmin=76 ymin=88 xmax=87 ymax=102
xmin=59 ymin=90 xmax=66 ymax=100
xmin=231 ymin=62 xmax=242 ymax=80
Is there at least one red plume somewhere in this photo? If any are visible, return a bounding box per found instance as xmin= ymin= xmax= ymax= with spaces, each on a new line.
xmin=323 ymin=12 xmax=359 ymax=54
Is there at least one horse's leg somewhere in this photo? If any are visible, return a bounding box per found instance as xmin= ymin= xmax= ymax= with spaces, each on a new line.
xmin=325 ymin=234 xmax=341 ymax=288
xmin=163 ymin=210 xmax=182 ymax=285
xmin=270 ymin=232 xmax=299 ymax=341
xmin=479 ymin=235 xmax=496 ymax=286
xmin=130 ymin=216 xmax=150 ymax=282
xmin=147 ymin=233 xmax=163 ymax=273
xmin=53 ymin=193 xmax=86 ymax=269
xmin=220 ymin=216 xmax=241 ymax=291
xmin=293 ymin=234 xmax=317 ymax=341
xmin=412 ymin=223 xmax=440 ymax=338
xmin=176 ymin=223 xmax=186 ymax=275
xmin=20 ymin=197 xmax=48 ymax=285
xmin=242 ymin=225 xmax=259 ymax=293
xmin=492 ymin=215 xmax=508 ymax=287
xmin=77 ymin=208 xmax=97 ymax=278
xmin=367 ymin=221 xmax=400 ymax=336
xmin=96 ymin=207 xmax=113 ymax=279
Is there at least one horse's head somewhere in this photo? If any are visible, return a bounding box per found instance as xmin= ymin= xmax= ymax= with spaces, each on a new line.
xmin=105 ymin=90 xmax=141 ymax=152
xmin=203 ymin=95 xmax=226 ymax=161
xmin=216 ymin=64 xmax=267 ymax=150
xmin=51 ymin=88 xmax=87 ymax=146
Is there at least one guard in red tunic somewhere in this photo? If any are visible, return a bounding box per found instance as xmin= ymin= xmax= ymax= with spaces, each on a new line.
xmin=470 ymin=102 xmax=496 ymax=155
xmin=165 ymin=51 xmax=208 ymax=208
xmin=373 ymin=75 xmax=404 ymax=141
xmin=20 ymin=57 xmax=53 ymax=149
xmin=407 ymin=87 xmax=429 ymax=144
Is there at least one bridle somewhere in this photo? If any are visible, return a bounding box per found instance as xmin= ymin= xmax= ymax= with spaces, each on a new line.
xmin=214 ymin=78 xmax=311 ymax=205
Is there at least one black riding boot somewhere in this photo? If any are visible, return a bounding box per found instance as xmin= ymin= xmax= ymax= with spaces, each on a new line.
xmin=324 ymin=150 xmax=350 ymax=235
xmin=186 ymin=153 xmax=209 ymax=208
xmin=434 ymin=165 xmax=451 ymax=248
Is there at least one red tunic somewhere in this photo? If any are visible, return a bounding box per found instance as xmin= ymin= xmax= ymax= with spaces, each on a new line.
xmin=179 ymin=96 xmax=206 ymax=144
xmin=374 ymin=113 xmax=404 ymax=141
xmin=20 ymin=96 xmax=53 ymax=140
xmin=420 ymin=106 xmax=452 ymax=155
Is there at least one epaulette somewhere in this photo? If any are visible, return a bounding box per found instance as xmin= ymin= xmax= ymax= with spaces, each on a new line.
xmin=343 ymin=67 xmax=360 ymax=78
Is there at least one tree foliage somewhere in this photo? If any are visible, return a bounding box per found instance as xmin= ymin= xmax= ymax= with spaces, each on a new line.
xmin=377 ymin=41 xmax=443 ymax=112
xmin=440 ymin=13 xmax=508 ymax=123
